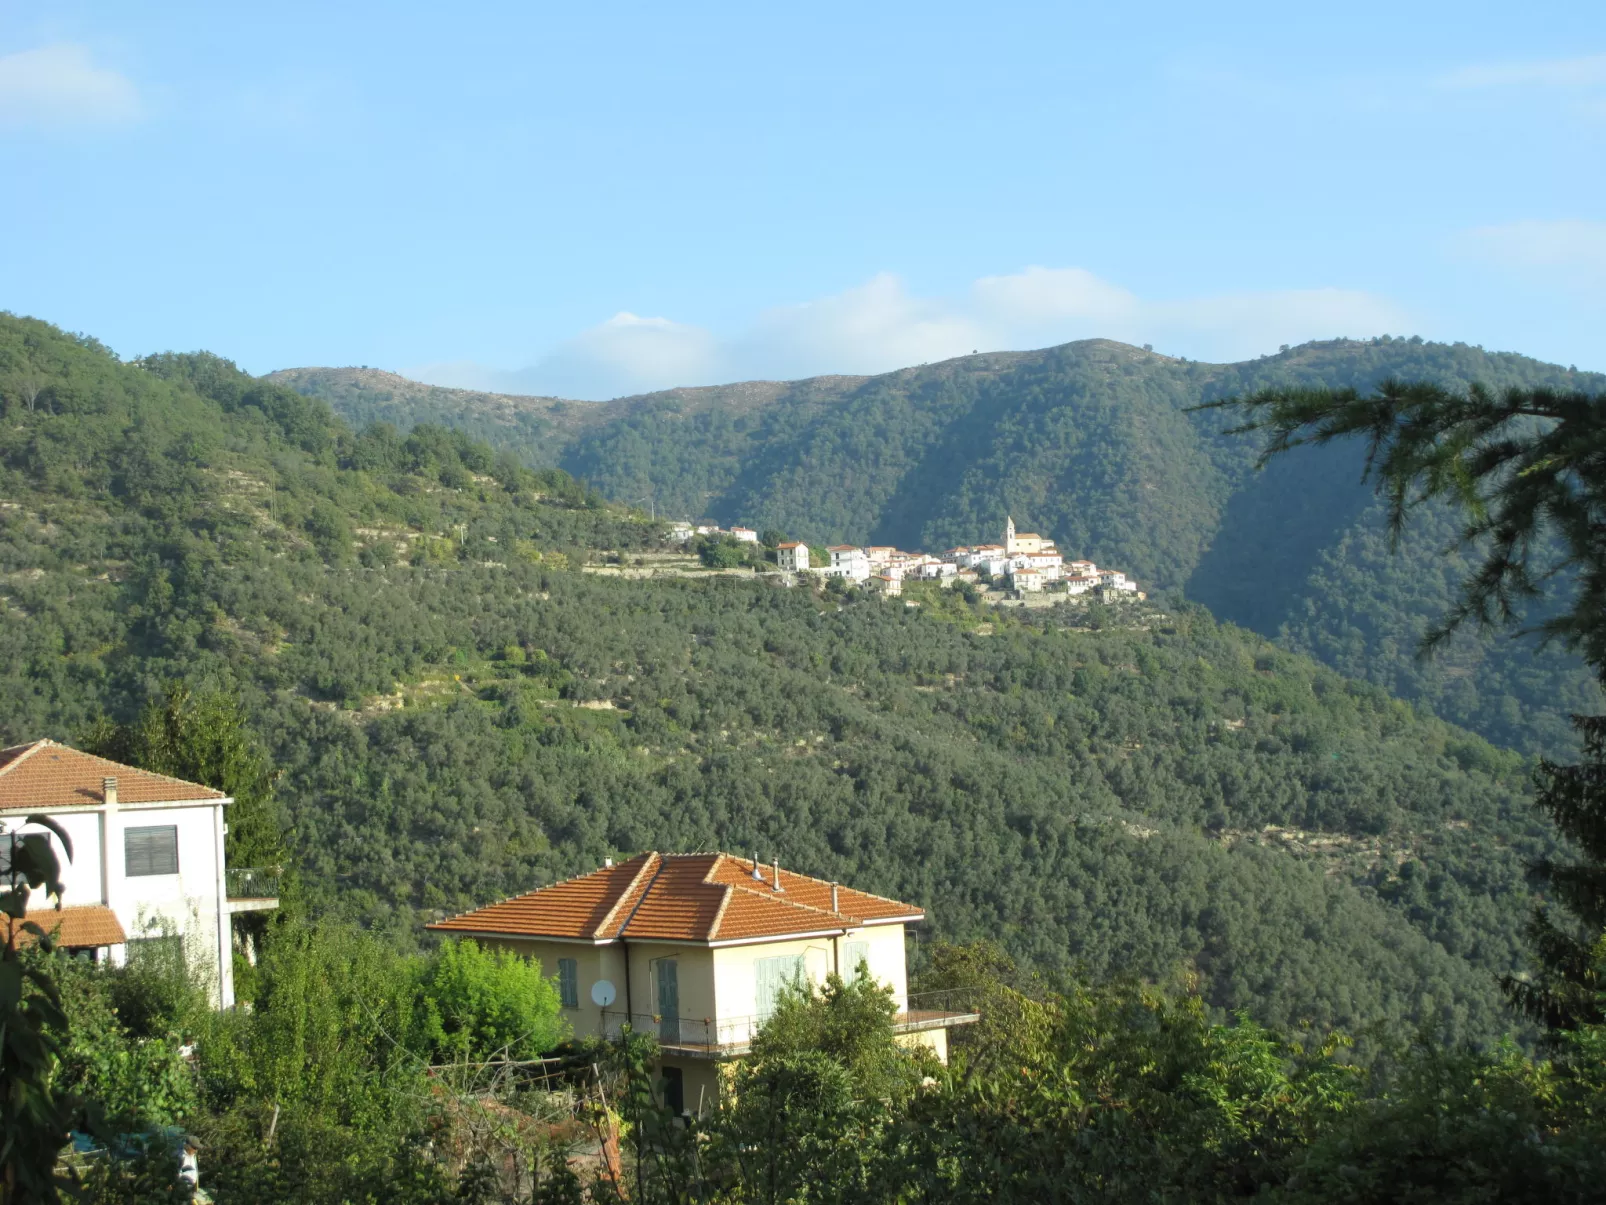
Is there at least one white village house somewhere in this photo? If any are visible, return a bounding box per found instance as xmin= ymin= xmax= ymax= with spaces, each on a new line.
xmin=825 ymin=545 xmax=871 ymax=582
xmin=775 ymin=541 xmax=811 ymax=573
xmin=0 ymin=740 xmax=278 ymax=1007
xmin=669 ymin=516 xmax=1139 ymax=603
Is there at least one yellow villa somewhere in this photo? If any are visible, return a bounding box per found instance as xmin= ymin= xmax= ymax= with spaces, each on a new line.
xmin=427 ymin=851 xmax=977 ymax=1112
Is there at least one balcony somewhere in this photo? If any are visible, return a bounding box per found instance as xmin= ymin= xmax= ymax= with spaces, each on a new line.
xmin=225 ymin=867 xmax=281 ymax=913
xmin=600 ymin=991 xmax=980 ymax=1060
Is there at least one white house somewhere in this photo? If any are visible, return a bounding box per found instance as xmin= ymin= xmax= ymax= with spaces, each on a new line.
xmin=0 ymin=740 xmax=279 ymax=1008
xmin=979 ymin=556 xmax=1012 ymax=578
xmin=729 ymin=527 xmax=760 ymax=544
xmin=1098 ymin=569 xmax=1137 ymax=592
xmin=1064 ymin=574 xmax=1100 ymax=596
xmin=825 ymin=546 xmax=871 ymax=582
xmin=1011 ymin=567 xmax=1045 ymax=592
xmin=870 ymin=573 xmax=903 ymax=597
xmin=669 ymin=522 xmax=695 ymax=542
xmin=429 ymin=852 xmax=977 ymax=1111
xmin=775 ymin=541 xmax=810 ymax=573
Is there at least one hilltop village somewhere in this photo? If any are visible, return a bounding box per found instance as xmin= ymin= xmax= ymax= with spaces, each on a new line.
xmin=669 ymin=517 xmax=1144 ymax=603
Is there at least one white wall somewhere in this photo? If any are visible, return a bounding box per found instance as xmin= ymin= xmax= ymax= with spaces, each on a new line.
xmin=3 ymin=800 xmax=232 ymax=1006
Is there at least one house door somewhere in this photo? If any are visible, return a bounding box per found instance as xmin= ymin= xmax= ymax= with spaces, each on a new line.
xmin=657 ymin=959 xmax=680 ymax=1044
xmin=661 ymin=1065 xmax=685 ymax=1115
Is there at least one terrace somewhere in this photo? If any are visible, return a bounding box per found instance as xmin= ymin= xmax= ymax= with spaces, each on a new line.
xmin=600 ymin=990 xmax=981 ymax=1059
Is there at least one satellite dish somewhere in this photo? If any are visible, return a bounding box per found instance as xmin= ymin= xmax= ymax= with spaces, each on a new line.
xmin=591 ymin=979 xmax=617 ymax=1008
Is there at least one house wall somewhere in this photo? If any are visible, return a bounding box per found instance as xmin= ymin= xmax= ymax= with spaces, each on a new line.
xmin=2 ymin=808 xmax=105 ymax=908
xmin=712 ymin=933 xmax=836 ymax=1022
xmin=479 ymin=937 xmax=626 ymax=1041
xmin=629 ymin=942 xmax=718 ymax=1033
xmin=659 ymin=1055 xmax=727 ymax=1116
xmin=835 ymin=922 xmax=909 ymax=1007
xmin=2 ymin=799 xmax=233 ymax=1006
xmin=898 ymin=1027 xmax=948 ymax=1062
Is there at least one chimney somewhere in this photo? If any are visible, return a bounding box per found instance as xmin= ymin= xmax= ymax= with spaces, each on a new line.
xmin=751 ymin=851 xmax=764 ymax=881
xmin=103 ymin=776 xmax=118 ymax=807
xmin=772 ymin=857 xmax=784 ymax=893
xmin=830 ymin=882 xmax=839 ymax=913
xmin=604 ymin=856 xmax=614 ymax=869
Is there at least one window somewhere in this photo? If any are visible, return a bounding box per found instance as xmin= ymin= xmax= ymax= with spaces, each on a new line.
xmin=755 ymin=953 xmax=806 ymax=1018
xmin=558 ymin=957 xmax=579 ymax=1009
xmin=843 ymin=940 xmax=871 ymax=978
xmin=126 ymin=934 xmax=185 ymax=968
xmin=125 ymin=826 xmax=178 ymax=877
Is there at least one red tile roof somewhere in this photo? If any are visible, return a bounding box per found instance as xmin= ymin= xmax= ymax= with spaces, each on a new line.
xmin=776 ymin=541 xmax=804 ymax=549
xmin=4 ymin=905 xmax=127 ymax=950
xmin=428 ymin=853 xmax=924 ymax=944
xmin=0 ymin=740 xmax=225 ymax=811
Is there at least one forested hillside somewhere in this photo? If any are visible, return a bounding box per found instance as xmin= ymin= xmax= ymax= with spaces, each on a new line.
xmin=279 ymin=339 xmax=1606 ymax=756
xmin=0 ymin=314 xmax=1562 ymax=1050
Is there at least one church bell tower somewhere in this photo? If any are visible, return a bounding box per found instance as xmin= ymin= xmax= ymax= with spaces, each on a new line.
xmin=1004 ymin=515 xmax=1016 ymax=555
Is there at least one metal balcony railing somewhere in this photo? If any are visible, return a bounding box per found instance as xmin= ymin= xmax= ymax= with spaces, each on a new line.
xmin=600 ymin=991 xmax=979 ymax=1058
xmin=225 ymin=867 xmax=282 ymax=900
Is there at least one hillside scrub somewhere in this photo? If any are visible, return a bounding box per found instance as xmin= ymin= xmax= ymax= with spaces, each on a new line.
xmin=283 ymin=337 xmax=1606 ymax=757
xmin=0 ymin=314 xmax=1567 ymax=1049
xmin=48 ymin=932 xmax=1606 ymax=1204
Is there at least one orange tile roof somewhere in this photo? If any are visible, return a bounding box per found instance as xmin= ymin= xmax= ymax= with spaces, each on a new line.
xmin=776 ymin=541 xmax=804 ymax=549
xmin=0 ymin=740 xmax=225 ymax=811
xmin=428 ymin=853 xmax=924 ymax=944
xmin=4 ymin=905 xmax=127 ymax=950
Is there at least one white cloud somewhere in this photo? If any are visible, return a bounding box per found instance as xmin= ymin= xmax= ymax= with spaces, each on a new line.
xmin=973 ymin=266 xmax=1141 ymax=325
xmin=1440 ymin=54 xmax=1606 ymax=90
xmin=1458 ymin=220 xmax=1606 ymax=287
xmin=1147 ymin=288 xmax=1414 ymax=363
xmin=412 ymin=267 xmax=1411 ymax=400
xmin=729 ymin=273 xmax=986 ymax=380
xmin=0 ymin=43 xmax=140 ymax=128
xmin=502 ymin=312 xmax=719 ymax=400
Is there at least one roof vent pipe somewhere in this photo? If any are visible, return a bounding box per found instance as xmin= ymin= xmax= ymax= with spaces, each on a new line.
xmin=830 ymin=882 xmax=839 ymax=913
xmin=772 ymin=857 xmax=784 ymax=893
xmin=751 ymin=852 xmax=764 ymax=880
xmin=103 ymin=776 xmax=118 ymax=807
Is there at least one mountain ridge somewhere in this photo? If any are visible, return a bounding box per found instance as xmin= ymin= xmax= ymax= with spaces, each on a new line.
xmin=276 ymin=336 xmax=1606 ymax=758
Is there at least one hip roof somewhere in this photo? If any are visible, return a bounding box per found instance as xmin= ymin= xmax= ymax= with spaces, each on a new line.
xmin=427 ymin=852 xmax=924 ymax=944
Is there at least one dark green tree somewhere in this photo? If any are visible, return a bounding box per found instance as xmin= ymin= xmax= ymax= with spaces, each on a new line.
xmin=1202 ymin=379 xmax=1606 ymax=1029
xmin=84 ymin=683 xmax=287 ymax=875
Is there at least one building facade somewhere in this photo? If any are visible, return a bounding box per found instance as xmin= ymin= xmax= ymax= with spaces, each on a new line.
xmin=825 ymin=546 xmax=871 ymax=581
xmin=428 ymin=852 xmax=977 ymax=1111
xmin=0 ymin=740 xmax=278 ymax=1007
xmin=775 ymin=541 xmax=811 ymax=573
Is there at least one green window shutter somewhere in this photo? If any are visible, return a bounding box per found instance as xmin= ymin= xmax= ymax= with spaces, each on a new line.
xmin=558 ymin=958 xmax=579 ymax=1008
xmin=756 ymin=954 xmax=806 ymax=1017
xmin=125 ymin=826 xmax=179 ymax=877
xmin=843 ymin=940 xmax=871 ymax=977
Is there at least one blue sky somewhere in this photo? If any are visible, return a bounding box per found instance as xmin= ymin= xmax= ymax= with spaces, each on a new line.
xmin=1 ymin=1 xmax=1602 ymax=399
